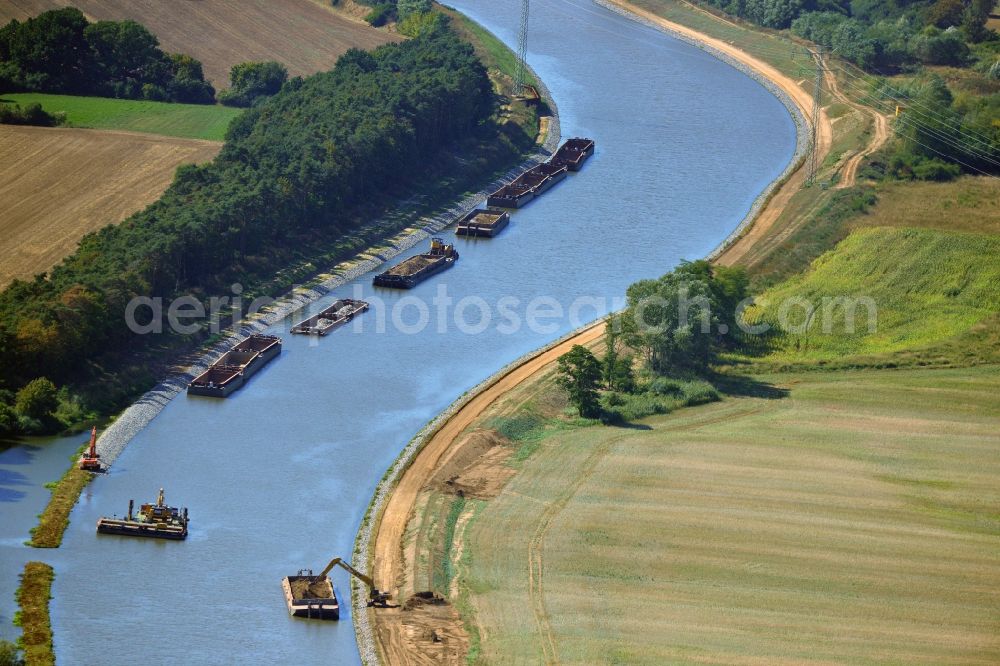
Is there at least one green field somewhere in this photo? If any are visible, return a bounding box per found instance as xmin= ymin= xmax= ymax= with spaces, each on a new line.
xmin=746 ymin=226 xmax=1000 ymax=360
xmin=454 ymin=366 xmax=1000 ymax=664
xmin=1 ymin=93 xmax=241 ymax=141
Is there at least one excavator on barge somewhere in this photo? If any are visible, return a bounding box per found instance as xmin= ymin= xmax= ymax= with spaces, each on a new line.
xmin=282 ymin=556 xmax=393 ymax=621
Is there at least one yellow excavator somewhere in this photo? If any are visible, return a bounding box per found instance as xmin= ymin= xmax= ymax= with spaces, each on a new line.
xmin=319 ymin=557 xmax=393 ymax=608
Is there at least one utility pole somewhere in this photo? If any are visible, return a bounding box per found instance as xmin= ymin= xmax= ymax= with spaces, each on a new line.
xmin=514 ymin=0 xmax=530 ymax=95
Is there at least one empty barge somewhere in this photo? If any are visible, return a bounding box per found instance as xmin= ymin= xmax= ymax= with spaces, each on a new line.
xmin=96 ymin=488 xmax=189 ymax=540
xmin=291 ymin=298 xmax=369 ymax=335
xmin=187 ymin=333 xmax=281 ymax=397
xmin=282 ymin=570 xmax=339 ymax=620
xmin=373 ymin=238 xmax=459 ymax=289
xmin=551 ymin=137 xmax=595 ymax=171
xmin=456 ymin=208 xmax=510 ymax=237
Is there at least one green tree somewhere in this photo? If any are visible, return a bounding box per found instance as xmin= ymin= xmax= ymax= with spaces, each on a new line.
xmin=219 ymin=60 xmax=288 ymax=107
xmin=15 ymin=378 xmax=58 ymax=421
xmin=397 ymin=0 xmax=432 ymax=19
xmin=556 ymin=345 xmax=603 ymax=418
xmin=0 ymin=639 xmax=23 ymax=666
xmin=745 ymin=0 xmax=804 ymax=28
xmin=602 ymin=316 xmax=635 ymax=392
xmin=622 ymin=265 xmax=719 ymax=374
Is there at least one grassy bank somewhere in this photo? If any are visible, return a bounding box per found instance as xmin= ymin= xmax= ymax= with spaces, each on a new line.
xmin=14 ymin=562 xmax=54 ymax=666
xmin=28 ymin=460 xmax=92 ymax=549
xmin=0 ymin=93 xmax=240 ymax=141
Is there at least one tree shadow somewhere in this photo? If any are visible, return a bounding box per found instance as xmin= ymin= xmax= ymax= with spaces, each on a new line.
xmin=605 ymin=421 xmax=653 ymax=431
xmin=710 ymin=373 xmax=790 ymax=400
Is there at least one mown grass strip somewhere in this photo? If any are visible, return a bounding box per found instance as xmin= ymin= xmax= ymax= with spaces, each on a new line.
xmin=1 ymin=92 xmax=240 ymax=141
xmin=29 ymin=464 xmax=93 ymax=548
xmin=14 ymin=562 xmax=55 ymax=666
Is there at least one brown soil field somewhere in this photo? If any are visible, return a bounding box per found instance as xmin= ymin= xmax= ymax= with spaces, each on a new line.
xmin=0 ymin=0 xmax=400 ymax=87
xmin=0 ymin=125 xmax=220 ymax=286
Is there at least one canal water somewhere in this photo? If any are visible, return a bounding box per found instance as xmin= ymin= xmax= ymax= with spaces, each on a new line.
xmin=22 ymin=1 xmax=796 ymax=662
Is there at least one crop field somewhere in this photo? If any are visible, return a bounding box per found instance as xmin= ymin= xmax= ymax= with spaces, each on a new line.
xmin=747 ymin=226 xmax=1000 ymax=360
xmin=2 ymin=93 xmax=241 ymax=140
xmin=0 ymin=124 xmax=220 ymax=286
xmin=456 ymin=366 xmax=1000 ymax=664
xmin=0 ymin=0 xmax=400 ymax=88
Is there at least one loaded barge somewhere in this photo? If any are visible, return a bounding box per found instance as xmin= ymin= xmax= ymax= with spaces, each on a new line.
xmin=487 ymin=182 xmax=535 ymax=209
xmin=456 ymin=208 xmax=510 ymax=238
xmin=373 ymin=238 xmax=459 ymax=289
xmin=96 ymin=488 xmax=188 ymax=540
xmin=551 ymin=137 xmax=595 ymax=171
xmin=187 ymin=333 xmax=281 ymax=397
xmin=291 ymin=298 xmax=369 ymax=335
xmin=282 ymin=570 xmax=340 ymax=620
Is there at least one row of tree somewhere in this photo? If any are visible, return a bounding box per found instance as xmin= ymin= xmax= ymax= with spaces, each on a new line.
xmin=0 ymin=17 xmax=499 ymax=431
xmin=0 ymin=8 xmax=215 ymax=103
xmin=698 ymin=0 xmax=995 ymax=70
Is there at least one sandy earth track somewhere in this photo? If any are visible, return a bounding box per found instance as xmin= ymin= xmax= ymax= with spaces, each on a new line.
xmin=0 ymin=125 xmax=220 ymax=286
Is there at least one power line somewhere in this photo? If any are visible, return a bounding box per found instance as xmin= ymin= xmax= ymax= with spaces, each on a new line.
xmin=514 ymin=0 xmax=530 ymax=94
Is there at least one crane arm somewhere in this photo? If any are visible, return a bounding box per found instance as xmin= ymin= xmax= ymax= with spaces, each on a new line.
xmin=318 ymin=557 xmax=376 ymax=589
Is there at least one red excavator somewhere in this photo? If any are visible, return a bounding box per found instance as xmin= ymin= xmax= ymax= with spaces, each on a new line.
xmin=79 ymin=426 xmax=103 ymax=472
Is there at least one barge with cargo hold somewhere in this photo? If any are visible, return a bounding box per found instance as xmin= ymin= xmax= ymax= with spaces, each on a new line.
xmin=456 ymin=208 xmax=510 ymax=237
xmin=282 ymin=570 xmax=340 ymax=620
xmin=487 ymin=182 xmax=535 ymax=209
xmin=291 ymin=298 xmax=369 ymax=335
xmin=187 ymin=333 xmax=281 ymax=397
xmin=551 ymin=137 xmax=595 ymax=171
xmin=96 ymin=488 xmax=188 ymax=540
xmin=373 ymin=238 xmax=458 ymax=289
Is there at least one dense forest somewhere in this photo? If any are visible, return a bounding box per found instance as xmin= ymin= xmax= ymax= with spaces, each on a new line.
xmin=0 ymin=8 xmax=214 ymax=103
xmin=0 ymin=16 xmax=518 ymax=435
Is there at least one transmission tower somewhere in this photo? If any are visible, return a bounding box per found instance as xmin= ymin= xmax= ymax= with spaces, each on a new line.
xmin=514 ymin=0 xmax=530 ymax=95
xmin=807 ymin=47 xmax=824 ymax=184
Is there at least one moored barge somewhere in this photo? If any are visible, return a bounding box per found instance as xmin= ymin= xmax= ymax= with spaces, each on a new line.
xmin=96 ymin=488 xmax=189 ymax=540
xmin=524 ymin=162 xmax=568 ymax=192
xmin=456 ymin=208 xmax=510 ymax=238
xmin=187 ymin=333 xmax=281 ymax=397
xmin=487 ymin=182 xmax=535 ymax=209
xmin=291 ymin=298 xmax=369 ymax=335
xmin=282 ymin=570 xmax=340 ymax=620
xmin=373 ymin=238 xmax=459 ymax=289
xmin=550 ymin=137 xmax=595 ymax=171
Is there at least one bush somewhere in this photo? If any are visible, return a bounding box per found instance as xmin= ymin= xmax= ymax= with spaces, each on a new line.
xmin=218 ymin=60 xmax=287 ymax=107
xmin=0 ymin=102 xmax=62 ymax=126
xmin=15 ymin=378 xmax=59 ymax=421
xmin=364 ymin=4 xmax=395 ymax=26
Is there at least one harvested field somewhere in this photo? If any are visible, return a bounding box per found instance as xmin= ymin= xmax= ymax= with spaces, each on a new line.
xmin=0 ymin=0 xmax=400 ymax=88
xmin=0 ymin=125 xmax=220 ymax=286
xmin=458 ymin=366 xmax=1000 ymax=663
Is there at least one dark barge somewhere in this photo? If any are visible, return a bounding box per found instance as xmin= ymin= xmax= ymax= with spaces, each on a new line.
xmin=550 ymin=137 xmax=595 ymax=171
xmin=187 ymin=333 xmax=281 ymax=397
xmin=291 ymin=298 xmax=369 ymax=336
xmin=522 ymin=162 xmax=568 ymax=193
xmin=96 ymin=488 xmax=189 ymax=540
xmin=456 ymin=208 xmax=510 ymax=238
xmin=487 ymin=182 xmax=536 ymax=209
xmin=373 ymin=238 xmax=459 ymax=289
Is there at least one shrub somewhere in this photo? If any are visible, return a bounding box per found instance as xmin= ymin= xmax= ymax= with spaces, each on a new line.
xmin=364 ymin=4 xmax=395 ymax=26
xmin=15 ymin=378 xmax=59 ymax=421
xmin=0 ymin=102 xmax=62 ymax=126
